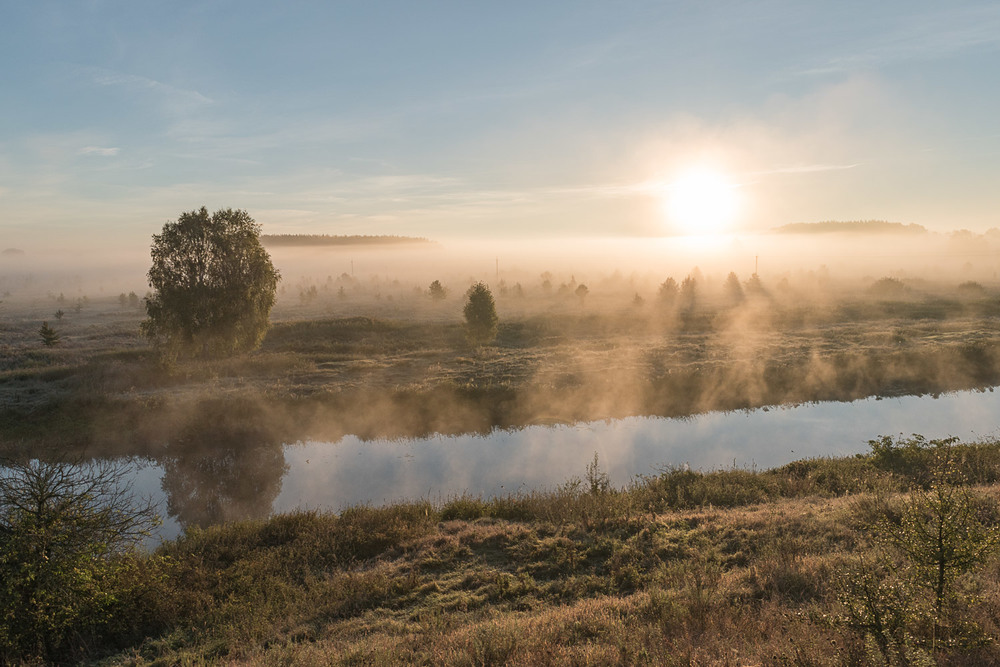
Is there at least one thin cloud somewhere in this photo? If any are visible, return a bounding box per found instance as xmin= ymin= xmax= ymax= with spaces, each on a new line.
xmin=753 ymin=163 xmax=860 ymax=175
xmin=79 ymin=146 xmax=119 ymax=157
xmin=162 ymin=114 xmax=387 ymax=160
xmin=297 ymin=174 xmax=463 ymax=203
xmin=163 ymin=152 xmax=262 ymax=167
xmin=799 ymin=6 xmax=1000 ymax=76
xmin=84 ymin=66 xmax=214 ymax=108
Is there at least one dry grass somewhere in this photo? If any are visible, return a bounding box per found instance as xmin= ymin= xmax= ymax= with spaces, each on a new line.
xmin=84 ymin=487 xmax=998 ymax=665
xmin=35 ymin=441 xmax=988 ymax=666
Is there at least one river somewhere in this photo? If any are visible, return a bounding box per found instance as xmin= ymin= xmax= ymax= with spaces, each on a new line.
xmin=102 ymin=388 xmax=1000 ymax=543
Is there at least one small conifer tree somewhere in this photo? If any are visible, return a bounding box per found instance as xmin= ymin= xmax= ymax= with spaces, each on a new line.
xmin=428 ymin=280 xmax=447 ymax=300
xmin=463 ymin=282 xmax=498 ymax=346
xmin=39 ymin=321 xmax=60 ymax=347
xmin=658 ymin=277 xmax=678 ymax=304
xmin=724 ymin=272 xmax=744 ymax=303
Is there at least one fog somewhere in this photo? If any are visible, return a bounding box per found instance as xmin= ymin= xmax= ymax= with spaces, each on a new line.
xmin=3 ymin=230 xmax=999 ymax=316
xmin=4 ymin=227 xmax=1000 ymax=433
xmin=267 ymin=231 xmax=1000 ymax=306
xmin=5 ymin=226 xmax=1000 ymax=537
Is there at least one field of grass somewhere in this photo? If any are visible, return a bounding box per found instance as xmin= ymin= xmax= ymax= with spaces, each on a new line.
xmin=4 ymin=271 xmax=1000 ymax=664
xmin=3 ymin=277 xmax=1000 ymax=457
xmin=4 ymin=436 xmax=1000 ymax=665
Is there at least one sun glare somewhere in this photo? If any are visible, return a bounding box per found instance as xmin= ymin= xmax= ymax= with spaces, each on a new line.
xmin=663 ymin=168 xmax=740 ymax=236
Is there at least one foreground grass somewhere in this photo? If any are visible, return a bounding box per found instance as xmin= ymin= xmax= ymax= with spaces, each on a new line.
xmin=9 ymin=437 xmax=1000 ymax=666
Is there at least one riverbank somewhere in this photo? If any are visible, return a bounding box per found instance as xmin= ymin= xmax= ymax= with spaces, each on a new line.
xmin=4 ymin=436 xmax=1000 ymax=665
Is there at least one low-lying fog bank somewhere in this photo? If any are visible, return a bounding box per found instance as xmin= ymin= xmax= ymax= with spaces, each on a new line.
xmin=3 ymin=229 xmax=999 ymax=318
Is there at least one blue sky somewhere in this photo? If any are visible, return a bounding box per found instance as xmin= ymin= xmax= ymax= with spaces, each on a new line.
xmin=2 ymin=1 xmax=999 ymax=248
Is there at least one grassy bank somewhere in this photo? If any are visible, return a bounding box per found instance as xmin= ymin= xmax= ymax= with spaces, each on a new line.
xmin=4 ymin=436 xmax=1000 ymax=665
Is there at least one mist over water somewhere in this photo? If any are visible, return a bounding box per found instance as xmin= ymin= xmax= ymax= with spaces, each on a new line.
xmin=121 ymin=388 xmax=1000 ymax=543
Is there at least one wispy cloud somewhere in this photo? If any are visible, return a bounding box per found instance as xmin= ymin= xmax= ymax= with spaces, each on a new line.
xmin=544 ymin=181 xmax=655 ymax=198
xmin=752 ymin=163 xmax=859 ymax=175
xmin=295 ymin=174 xmax=464 ymax=205
xmin=79 ymin=146 xmax=119 ymax=157
xmin=82 ymin=66 xmax=214 ymax=110
xmin=799 ymin=6 xmax=1000 ymax=76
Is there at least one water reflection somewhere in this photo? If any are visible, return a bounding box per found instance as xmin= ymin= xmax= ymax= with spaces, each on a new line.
xmin=275 ymin=390 xmax=1000 ymax=512
xmin=159 ymin=425 xmax=287 ymax=529
xmin=53 ymin=388 xmax=1000 ymax=543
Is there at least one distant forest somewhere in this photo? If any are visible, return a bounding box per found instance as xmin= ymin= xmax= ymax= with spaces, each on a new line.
xmin=260 ymin=234 xmax=431 ymax=247
xmin=773 ymin=220 xmax=928 ymax=235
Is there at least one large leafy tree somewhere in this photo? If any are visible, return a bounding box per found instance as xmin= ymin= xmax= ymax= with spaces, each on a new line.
xmin=143 ymin=207 xmax=280 ymax=358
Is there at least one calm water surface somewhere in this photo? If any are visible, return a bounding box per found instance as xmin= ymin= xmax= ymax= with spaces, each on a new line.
xmin=115 ymin=389 xmax=1000 ymax=542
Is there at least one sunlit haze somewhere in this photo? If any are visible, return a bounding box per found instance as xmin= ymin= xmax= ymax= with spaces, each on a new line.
xmin=2 ymin=2 xmax=1000 ymax=251
xmin=664 ymin=168 xmax=741 ymax=236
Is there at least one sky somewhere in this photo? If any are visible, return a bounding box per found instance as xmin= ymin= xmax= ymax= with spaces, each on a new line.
xmin=2 ymin=0 xmax=1000 ymax=249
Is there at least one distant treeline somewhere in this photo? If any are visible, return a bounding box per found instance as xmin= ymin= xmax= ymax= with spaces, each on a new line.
xmin=261 ymin=234 xmax=431 ymax=247
xmin=773 ymin=220 xmax=928 ymax=235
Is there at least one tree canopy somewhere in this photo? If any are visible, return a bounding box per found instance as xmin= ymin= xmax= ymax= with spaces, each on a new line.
xmin=143 ymin=207 xmax=280 ymax=358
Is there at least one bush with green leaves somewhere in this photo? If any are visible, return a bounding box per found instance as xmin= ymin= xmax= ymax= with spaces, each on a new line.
xmin=842 ymin=443 xmax=1000 ymax=659
xmin=0 ymin=459 xmax=159 ymax=663
xmin=839 ymin=556 xmax=922 ymax=664
xmin=885 ymin=459 xmax=999 ymax=640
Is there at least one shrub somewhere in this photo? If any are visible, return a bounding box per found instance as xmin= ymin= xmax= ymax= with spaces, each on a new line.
xmin=0 ymin=459 xmax=159 ymax=663
xmin=883 ymin=460 xmax=1000 ymax=634
xmin=868 ymin=277 xmax=907 ymax=298
xmin=957 ymin=281 xmax=985 ymax=295
xmin=842 ymin=449 xmax=1000 ymax=657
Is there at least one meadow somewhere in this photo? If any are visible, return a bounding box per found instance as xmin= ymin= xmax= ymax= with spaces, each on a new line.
xmin=4 ymin=241 xmax=1000 ymax=664
xmin=2 ymin=262 xmax=1000 ymax=457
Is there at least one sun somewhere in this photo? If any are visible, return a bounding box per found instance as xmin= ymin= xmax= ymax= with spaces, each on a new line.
xmin=663 ymin=167 xmax=740 ymax=236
